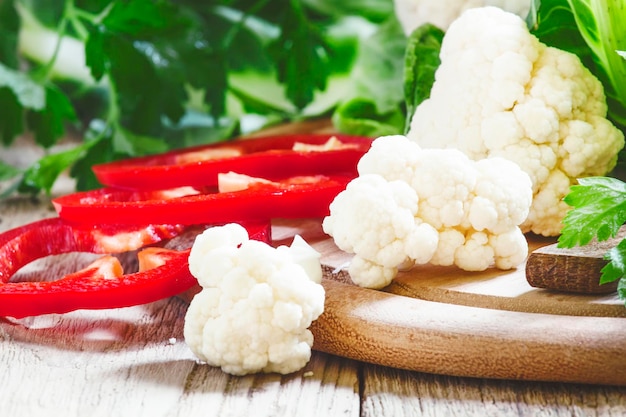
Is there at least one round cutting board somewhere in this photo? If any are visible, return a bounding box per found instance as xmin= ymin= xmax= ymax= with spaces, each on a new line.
xmin=271 ymin=218 xmax=626 ymax=387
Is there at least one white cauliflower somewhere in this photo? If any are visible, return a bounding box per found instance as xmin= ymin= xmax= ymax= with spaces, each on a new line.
xmin=184 ymin=223 xmax=325 ymax=376
xmin=322 ymin=135 xmax=532 ymax=289
xmin=406 ymin=7 xmax=625 ymax=236
xmin=393 ymin=0 xmax=530 ymax=34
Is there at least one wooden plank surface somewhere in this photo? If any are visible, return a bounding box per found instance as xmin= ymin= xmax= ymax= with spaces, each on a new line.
xmin=3 ymin=122 xmax=626 ymax=416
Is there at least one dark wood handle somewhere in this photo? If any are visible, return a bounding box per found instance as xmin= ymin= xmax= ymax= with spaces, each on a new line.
xmin=525 ymin=229 xmax=626 ymax=294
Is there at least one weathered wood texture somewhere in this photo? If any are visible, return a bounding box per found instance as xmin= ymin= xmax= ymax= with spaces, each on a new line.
xmin=2 ymin=122 xmax=626 ymax=416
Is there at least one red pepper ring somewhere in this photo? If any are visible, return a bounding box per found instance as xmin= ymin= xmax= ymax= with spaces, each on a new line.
xmin=0 ymin=218 xmax=185 ymax=281
xmin=53 ymin=175 xmax=352 ymax=226
xmin=0 ymin=218 xmax=271 ymax=318
xmin=92 ymin=133 xmax=372 ymax=190
xmin=0 ymin=248 xmax=194 ymax=319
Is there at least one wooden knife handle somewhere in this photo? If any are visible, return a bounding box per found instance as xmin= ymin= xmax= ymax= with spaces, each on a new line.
xmin=525 ymin=229 xmax=625 ymax=294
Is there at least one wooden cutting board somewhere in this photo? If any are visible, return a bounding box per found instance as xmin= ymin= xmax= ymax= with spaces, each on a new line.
xmin=252 ymin=120 xmax=626 ymax=387
xmin=271 ymin=217 xmax=626 ymax=387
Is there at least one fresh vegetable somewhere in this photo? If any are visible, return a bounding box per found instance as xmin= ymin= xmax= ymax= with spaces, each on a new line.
xmin=52 ymin=174 xmax=353 ymax=226
xmin=0 ymin=247 xmax=194 ymax=319
xmin=329 ymin=15 xmax=408 ymax=138
xmin=557 ymin=176 xmax=626 ymax=303
xmin=0 ymin=217 xmax=190 ymax=318
xmin=528 ymin=0 xmax=626 ymax=135
xmin=0 ymin=130 xmax=365 ymax=319
xmin=330 ymin=1 xmax=532 ymax=139
xmin=405 ymin=6 xmax=624 ymax=237
xmin=0 ymin=217 xmax=184 ymax=276
xmin=393 ymin=0 xmax=530 ymax=33
xmin=184 ymin=223 xmax=325 ymax=375
xmin=0 ymin=0 xmax=400 ymax=196
xmin=322 ymin=134 xmax=532 ymax=289
xmin=91 ymin=133 xmax=372 ymax=190
xmin=401 ymin=23 xmax=444 ymax=133
xmin=0 ymin=215 xmax=273 ymax=318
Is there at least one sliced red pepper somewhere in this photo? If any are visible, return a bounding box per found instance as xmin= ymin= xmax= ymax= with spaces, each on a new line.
xmin=0 ymin=218 xmax=184 ymax=281
xmin=0 ymin=219 xmax=271 ymax=318
xmin=0 ymin=248 xmax=193 ymax=318
xmin=52 ymin=174 xmax=352 ymax=226
xmin=92 ymin=133 xmax=372 ymax=190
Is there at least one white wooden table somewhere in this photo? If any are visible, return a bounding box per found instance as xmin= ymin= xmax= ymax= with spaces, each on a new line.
xmin=2 ymin=128 xmax=626 ymax=416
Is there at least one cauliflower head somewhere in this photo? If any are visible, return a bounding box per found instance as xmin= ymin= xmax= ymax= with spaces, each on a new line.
xmin=406 ymin=6 xmax=625 ymax=236
xmin=393 ymin=0 xmax=530 ymax=34
xmin=184 ymin=223 xmax=325 ymax=376
xmin=322 ymin=135 xmax=532 ymax=289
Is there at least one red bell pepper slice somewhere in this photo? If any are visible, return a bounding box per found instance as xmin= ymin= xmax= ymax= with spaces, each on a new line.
xmin=0 ymin=219 xmax=271 ymax=318
xmin=92 ymin=133 xmax=372 ymax=190
xmin=0 ymin=218 xmax=184 ymax=280
xmin=52 ymin=174 xmax=352 ymax=226
xmin=0 ymin=248 xmax=194 ymax=318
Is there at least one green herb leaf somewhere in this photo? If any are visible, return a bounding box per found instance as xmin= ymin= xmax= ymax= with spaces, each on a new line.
xmin=351 ymin=16 xmax=407 ymax=115
xmin=0 ymin=87 xmax=25 ymax=145
xmin=112 ymin=125 xmax=168 ymax=156
xmin=601 ymin=238 xmax=626 ymax=284
xmin=100 ymin=0 xmax=172 ymax=36
xmin=403 ymin=23 xmax=444 ymax=134
xmin=618 ymin=277 xmax=626 ymax=302
xmin=0 ymin=160 xmax=21 ymax=181
xmin=0 ymin=0 xmax=20 ymax=69
xmin=302 ymin=0 xmax=394 ymax=23
xmin=69 ymin=135 xmax=114 ymax=191
xmin=19 ymin=143 xmax=89 ymax=195
xmin=558 ymin=176 xmax=626 ymax=248
xmin=0 ymin=63 xmax=72 ymax=147
xmin=0 ymin=63 xmax=46 ymax=110
xmin=269 ymin=0 xmax=329 ymax=110
xmin=331 ymin=97 xmax=404 ymax=137
xmin=26 ymin=84 xmax=77 ymax=148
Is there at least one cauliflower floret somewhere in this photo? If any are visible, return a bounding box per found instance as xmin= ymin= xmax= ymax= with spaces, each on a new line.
xmin=393 ymin=0 xmax=530 ymax=34
xmin=323 ymin=135 xmax=532 ymax=288
xmin=406 ymin=7 xmax=624 ymax=236
xmin=322 ymin=172 xmax=439 ymax=289
xmin=184 ymin=224 xmax=325 ymax=376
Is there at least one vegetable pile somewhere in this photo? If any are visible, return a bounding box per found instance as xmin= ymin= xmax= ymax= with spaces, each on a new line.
xmin=3 ymin=0 xmax=626 ymax=375
xmin=0 ymin=133 xmax=370 ymax=375
xmin=0 ymin=135 xmax=371 ymax=317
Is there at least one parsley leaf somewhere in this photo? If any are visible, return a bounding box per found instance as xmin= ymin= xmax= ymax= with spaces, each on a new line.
xmin=558 ymin=176 xmax=626 ymax=298
xmin=85 ymin=2 xmax=189 ymax=136
xmin=19 ymin=143 xmax=89 ymax=194
xmin=269 ymin=0 xmax=329 ymax=110
xmin=558 ymin=176 xmax=626 ymax=248
xmin=0 ymin=63 xmax=46 ymax=111
xmin=0 ymin=0 xmax=20 ymax=70
xmin=26 ymin=84 xmax=77 ymax=148
xmin=0 ymin=87 xmax=24 ymax=145
xmin=601 ymin=239 xmax=626 ymax=284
